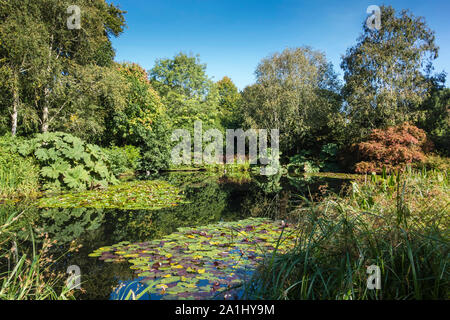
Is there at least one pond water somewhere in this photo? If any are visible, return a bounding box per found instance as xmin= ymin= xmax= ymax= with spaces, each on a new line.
xmin=3 ymin=171 xmax=350 ymax=300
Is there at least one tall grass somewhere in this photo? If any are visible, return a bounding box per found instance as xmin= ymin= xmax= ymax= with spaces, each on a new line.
xmin=0 ymin=136 xmax=40 ymax=200
xmin=245 ymin=168 xmax=449 ymax=300
xmin=0 ymin=206 xmax=74 ymax=300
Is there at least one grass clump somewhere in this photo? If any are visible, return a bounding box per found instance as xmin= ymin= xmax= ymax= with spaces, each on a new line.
xmin=0 ymin=136 xmax=40 ymax=200
xmin=245 ymin=168 xmax=449 ymax=300
xmin=0 ymin=206 xmax=75 ymax=300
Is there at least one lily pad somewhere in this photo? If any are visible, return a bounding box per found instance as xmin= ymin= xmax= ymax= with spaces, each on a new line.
xmin=90 ymin=218 xmax=298 ymax=299
xmin=38 ymin=180 xmax=187 ymax=210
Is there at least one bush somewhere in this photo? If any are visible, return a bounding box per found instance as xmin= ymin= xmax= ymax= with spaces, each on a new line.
xmin=103 ymin=145 xmax=141 ymax=177
xmin=16 ymin=132 xmax=117 ymax=191
xmin=417 ymin=88 xmax=450 ymax=156
xmin=0 ymin=136 xmax=40 ymax=199
xmin=288 ymin=144 xmax=340 ymax=173
xmin=419 ymin=154 xmax=450 ymax=172
xmin=355 ymin=123 xmax=431 ymax=173
xmin=288 ymin=151 xmax=321 ymax=173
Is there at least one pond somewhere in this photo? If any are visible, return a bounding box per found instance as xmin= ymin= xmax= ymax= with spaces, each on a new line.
xmin=3 ymin=171 xmax=351 ymax=300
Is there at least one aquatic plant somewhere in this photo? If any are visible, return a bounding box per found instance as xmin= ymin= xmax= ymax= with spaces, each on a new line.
xmin=89 ymin=218 xmax=298 ymax=300
xmin=0 ymin=207 xmax=75 ymax=300
xmin=38 ymin=180 xmax=186 ymax=210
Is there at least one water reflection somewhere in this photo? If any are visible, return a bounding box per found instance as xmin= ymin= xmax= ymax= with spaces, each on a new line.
xmin=6 ymin=171 xmax=348 ymax=299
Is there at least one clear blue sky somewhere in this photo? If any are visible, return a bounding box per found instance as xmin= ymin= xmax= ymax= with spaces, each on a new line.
xmin=108 ymin=0 xmax=450 ymax=89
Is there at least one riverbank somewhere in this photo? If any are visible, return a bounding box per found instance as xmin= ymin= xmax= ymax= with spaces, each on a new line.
xmin=244 ymin=168 xmax=449 ymax=300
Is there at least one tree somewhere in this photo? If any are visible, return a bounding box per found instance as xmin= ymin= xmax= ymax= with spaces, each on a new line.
xmin=354 ymin=123 xmax=430 ymax=173
xmin=216 ymin=76 xmax=243 ymax=129
xmin=150 ymin=53 xmax=210 ymax=98
xmin=341 ymin=5 xmax=444 ymax=141
xmin=106 ymin=63 xmax=172 ymax=174
xmin=150 ymin=53 xmax=222 ymax=132
xmin=241 ymin=47 xmax=341 ymax=157
xmin=417 ymin=86 xmax=450 ymax=156
xmin=0 ymin=0 xmax=126 ymax=135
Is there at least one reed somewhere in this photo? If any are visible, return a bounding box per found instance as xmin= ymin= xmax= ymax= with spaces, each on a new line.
xmin=245 ymin=168 xmax=449 ymax=300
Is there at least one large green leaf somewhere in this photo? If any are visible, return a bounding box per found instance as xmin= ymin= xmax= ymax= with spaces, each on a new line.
xmin=35 ymin=148 xmax=49 ymax=161
xmin=64 ymin=144 xmax=85 ymax=161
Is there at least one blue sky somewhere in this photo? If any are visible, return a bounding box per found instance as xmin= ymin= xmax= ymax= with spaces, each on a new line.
xmin=108 ymin=0 xmax=450 ymax=89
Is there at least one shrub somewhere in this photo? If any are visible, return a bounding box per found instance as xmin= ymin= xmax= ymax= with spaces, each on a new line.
xmin=288 ymin=151 xmax=321 ymax=173
xmin=0 ymin=149 xmax=40 ymax=199
xmin=0 ymin=135 xmax=40 ymax=199
xmin=288 ymin=144 xmax=340 ymax=173
xmin=419 ymin=154 xmax=450 ymax=172
xmin=103 ymin=145 xmax=141 ymax=177
xmin=417 ymin=88 xmax=450 ymax=156
xmin=16 ymin=132 xmax=117 ymax=191
xmin=355 ymin=123 xmax=431 ymax=173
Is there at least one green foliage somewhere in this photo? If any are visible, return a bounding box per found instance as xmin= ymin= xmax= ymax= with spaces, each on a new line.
xmin=341 ymin=5 xmax=444 ymax=141
xmin=17 ymin=132 xmax=117 ymax=191
xmin=246 ymin=169 xmax=449 ymax=300
xmin=319 ymin=143 xmax=340 ymax=172
xmin=0 ymin=0 xmax=127 ymax=136
xmin=103 ymin=145 xmax=141 ymax=177
xmin=288 ymin=151 xmax=321 ymax=174
xmin=420 ymin=154 xmax=450 ymax=172
xmin=288 ymin=144 xmax=340 ymax=174
xmin=0 ymin=135 xmax=39 ymax=199
xmin=150 ymin=53 xmax=223 ymax=133
xmin=216 ymin=76 xmax=243 ymax=129
xmin=150 ymin=52 xmax=211 ymax=98
xmin=417 ymin=87 xmax=450 ymax=156
xmin=38 ymin=180 xmax=186 ymax=210
xmin=241 ymin=47 xmax=341 ymax=157
xmin=106 ymin=63 xmax=171 ymax=174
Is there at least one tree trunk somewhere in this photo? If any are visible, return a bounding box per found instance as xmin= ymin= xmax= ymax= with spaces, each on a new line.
xmin=41 ymin=84 xmax=50 ymax=133
xmin=41 ymin=104 xmax=49 ymax=133
xmin=11 ymin=72 xmax=19 ymax=136
xmin=11 ymin=89 xmax=18 ymax=136
xmin=41 ymin=37 xmax=53 ymax=133
xmin=11 ymin=104 xmax=18 ymax=136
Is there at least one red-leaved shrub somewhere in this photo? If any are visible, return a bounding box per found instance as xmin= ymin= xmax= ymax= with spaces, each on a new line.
xmin=354 ymin=123 xmax=432 ymax=173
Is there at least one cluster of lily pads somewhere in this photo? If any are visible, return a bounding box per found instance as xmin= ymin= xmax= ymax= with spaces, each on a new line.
xmin=38 ymin=180 xmax=186 ymax=210
xmin=89 ymin=218 xmax=298 ymax=300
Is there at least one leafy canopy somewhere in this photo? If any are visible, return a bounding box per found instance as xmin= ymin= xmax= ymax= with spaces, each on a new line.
xmin=341 ymin=5 xmax=444 ymax=141
xmin=241 ymin=47 xmax=341 ymax=157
